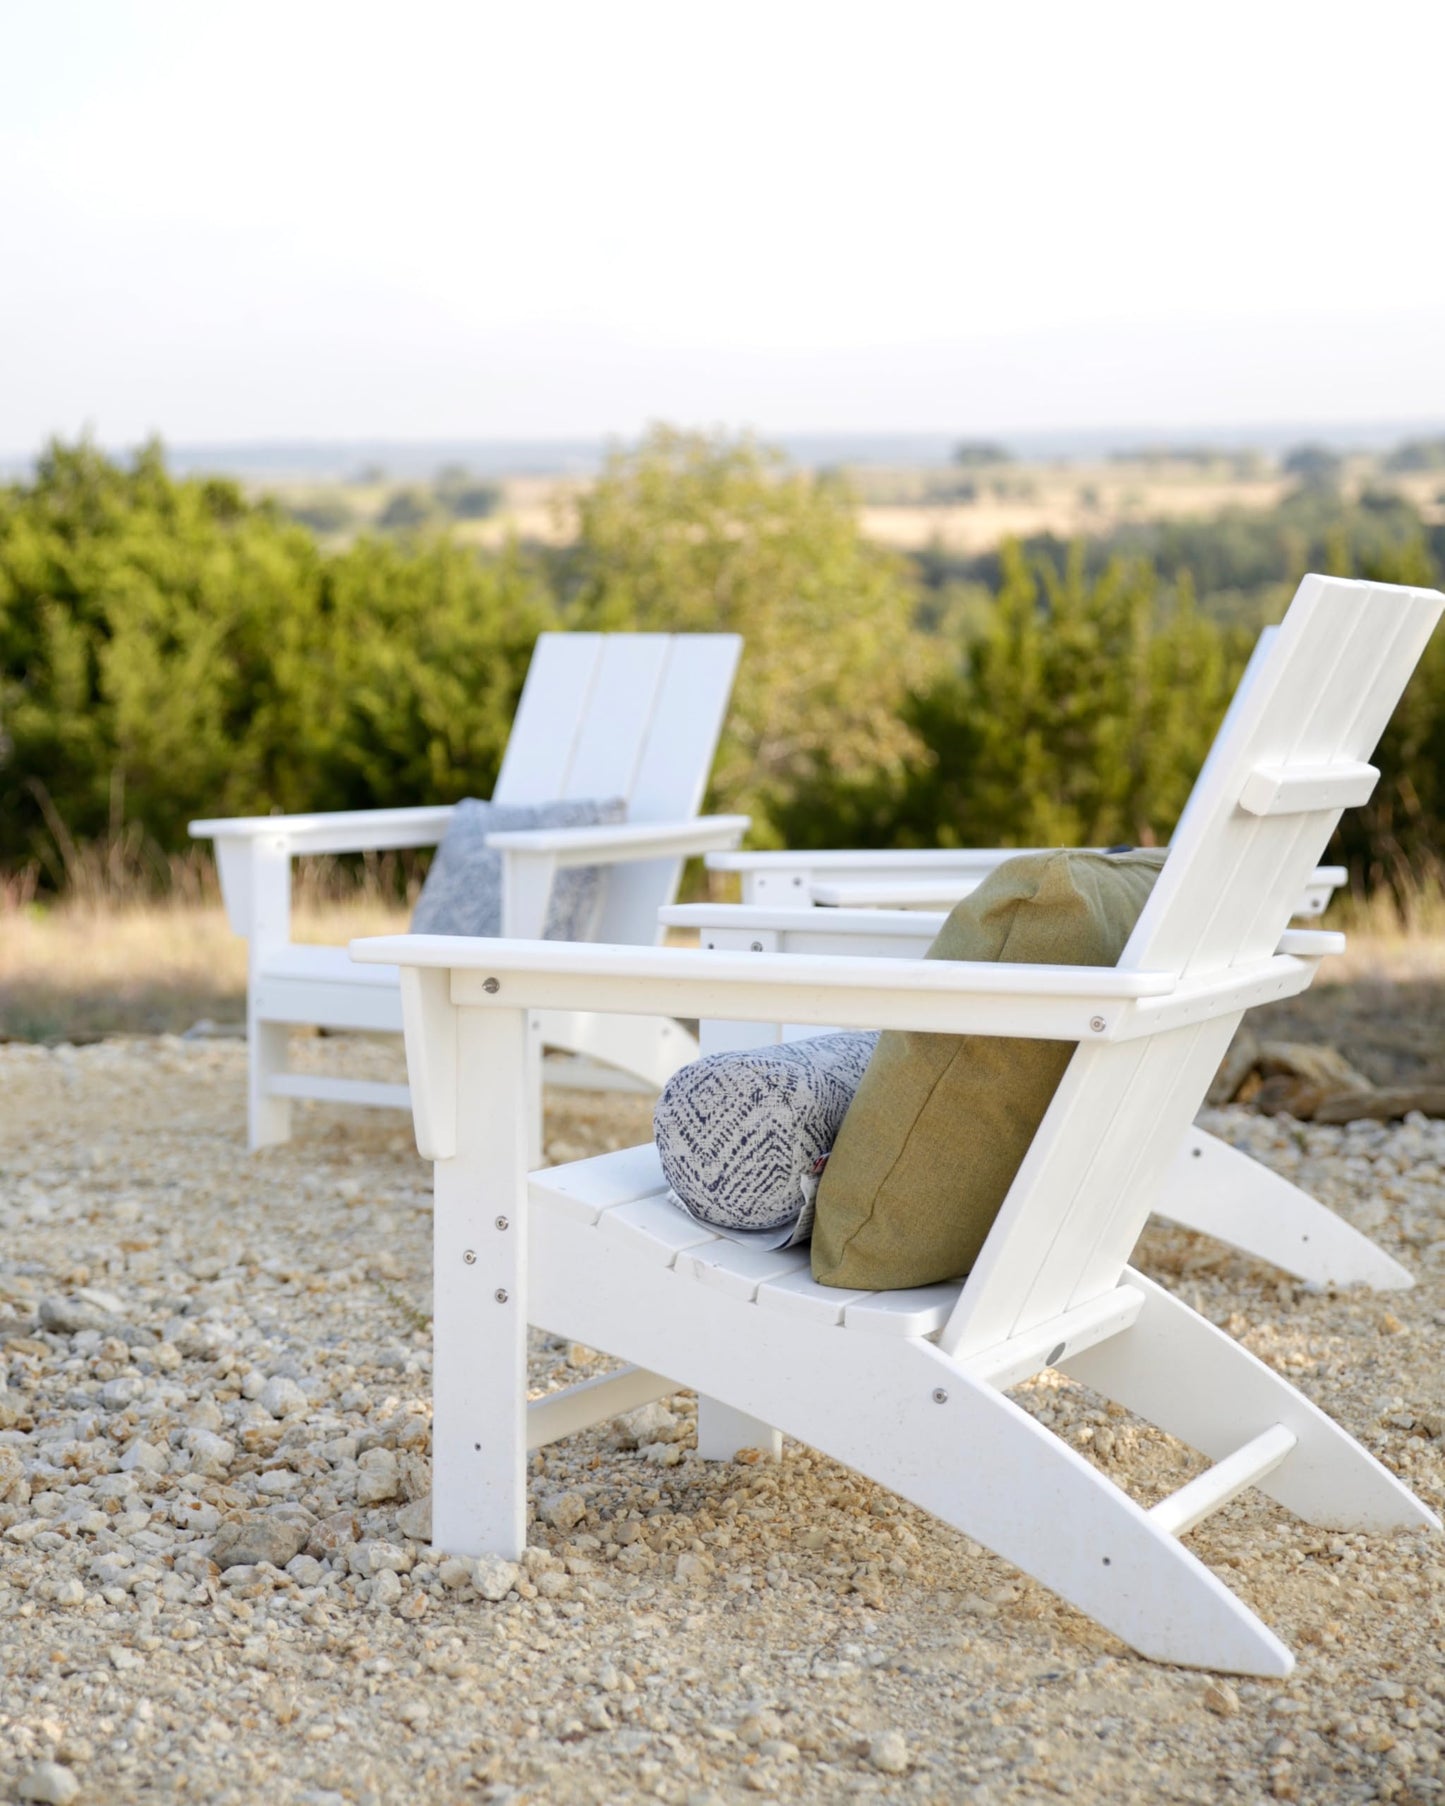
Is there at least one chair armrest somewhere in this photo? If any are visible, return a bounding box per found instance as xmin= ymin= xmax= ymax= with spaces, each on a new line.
xmin=705 ymin=847 xmax=1065 ymax=875
xmin=190 ymin=805 xmax=459 ymax=856
xmin=664 ymin=904 xmax=1345 ymax=965
xmin=708 ymin=847 xmax=1347 ymax=920
xmin=483 ymin=814 xmax=749 ymax=867
xmin=353 ymin=932 xmax=1175 ymax=1042
xmin=662 ymin=902 xmax=947 ymax=946
xmin=810 ymin=878 xmax=985 ymax=908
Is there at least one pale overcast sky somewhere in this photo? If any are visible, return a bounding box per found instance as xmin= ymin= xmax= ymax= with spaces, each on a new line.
xmin=3 ymin=0 xmax=1444 ymax=452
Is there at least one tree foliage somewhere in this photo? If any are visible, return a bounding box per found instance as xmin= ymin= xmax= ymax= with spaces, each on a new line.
xmin=0 ymin=440 xmax=554 ymax=879
xmin=775 ymin=546 xmax=1249 ymax=853
xmin=1 ymin=433 xmax=1442 ymax=902
xmin=566 ymin=427 xmax=925 ymax=840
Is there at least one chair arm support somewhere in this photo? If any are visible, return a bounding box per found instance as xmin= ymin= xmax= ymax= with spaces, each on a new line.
xmin=484 ymin=815 xmax=749 ymax=867
xmin=354 ymin=934 xmax=1176 ymax=1042
xmin=190 ymin=805 xmax=459 ymax=856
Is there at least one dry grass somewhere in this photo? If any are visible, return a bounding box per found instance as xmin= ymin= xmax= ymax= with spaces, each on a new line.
xmin=1323 ymin=868 xmax=1445 ymax=983
xmin=0 ymin=896 xmax=409 ymax=1042
xmin=1 ymin=818 xmax=424 ymax=1040
xmin=252 ymin=455 xmax=1445 ymax=557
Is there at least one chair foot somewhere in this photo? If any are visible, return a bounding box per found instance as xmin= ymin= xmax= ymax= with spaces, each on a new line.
xmin=1158 ymin=1128 xmax=1414 ymax=1290
xmin=1064 ymin=1268 xmax=1439 ymax=1533
xmin=248 ymin=1020 xmax=292 ymax=1150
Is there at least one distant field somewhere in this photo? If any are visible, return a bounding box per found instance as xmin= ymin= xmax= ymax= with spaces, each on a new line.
xmin=258 ymin=455 xmax=1445 ymax=556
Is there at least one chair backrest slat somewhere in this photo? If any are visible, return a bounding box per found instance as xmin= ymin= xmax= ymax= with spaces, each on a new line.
xmin=494 ymin=635 xmax=609 ymax=804
xmin=556 ymin=635 xmax=675 ymax=804
xmin=939 ymin=576 xmax=1442 ymax=1360
xmin=622 ymin=635 xmax=742 ymax=822
xmin=594 ymin=634 xmax=743 ymax=943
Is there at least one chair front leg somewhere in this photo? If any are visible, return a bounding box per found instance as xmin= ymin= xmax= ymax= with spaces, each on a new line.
xmin=695 ymin=1398 xmax=782 ymax=1462
xmin=431 ymin=1004 xmax=533 ymax=1560
xmin=245 ymin=836 xmax=294 ymax=1150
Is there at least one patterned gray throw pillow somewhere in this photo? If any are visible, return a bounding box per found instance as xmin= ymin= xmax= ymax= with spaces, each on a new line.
xmin=410 ymin=797 xmax=627 ymax=941
xmin=654 ymin=1033 xmax=879 ymax=1248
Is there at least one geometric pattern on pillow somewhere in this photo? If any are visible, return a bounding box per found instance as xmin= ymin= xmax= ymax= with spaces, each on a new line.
xmin=410 ymin=796 xmax=627 ymax=941
xmin=654 ymin=1032 xmax=879 ymax=1243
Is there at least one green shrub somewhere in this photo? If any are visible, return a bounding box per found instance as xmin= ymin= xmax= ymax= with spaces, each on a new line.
xmin=0 ymin=440 xmax=554 ymax=882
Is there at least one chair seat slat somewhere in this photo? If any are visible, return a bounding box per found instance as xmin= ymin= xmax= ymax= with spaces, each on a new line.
xmin=597 ymin=1195 xmax=720 ymax=1260
xmin=675 ymin=1241 xmax=810 ymax=1300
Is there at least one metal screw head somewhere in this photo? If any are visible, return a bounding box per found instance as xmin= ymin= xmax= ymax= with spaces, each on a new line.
xmin=494 ymin=1215 xmax=510 ymax=1232
xmin=750 ymin=941 xmax=764 ymax=952
xmin=1089 ymin=1015 xmax=1107 ymax=1034
xmin=494 ymin=1288 xmax=509 ymax=1304
xmin=931 ymin=1388 xmax=949 ymax=1404
xmin=462 ymin=1249 xmax=477 ymax=1265
xmin=482 ymin=976 xmax=500 ymax=995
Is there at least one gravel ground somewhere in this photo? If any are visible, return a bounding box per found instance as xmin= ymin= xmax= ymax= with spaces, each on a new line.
xmin=2 ymin=1035 xmax=1443 ymax=1806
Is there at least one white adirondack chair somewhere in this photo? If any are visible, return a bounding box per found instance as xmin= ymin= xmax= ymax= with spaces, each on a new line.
xmin=191 ymin=633 xmax=746 ymax=1151
xmin=353 ymin=576 xmax=1441 ymax=1677
xmin=655 ymin=904 xmax=1413 ymax=1292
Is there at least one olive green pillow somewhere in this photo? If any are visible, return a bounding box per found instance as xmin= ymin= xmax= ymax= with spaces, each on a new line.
xmin=811 ymin=848 xmax=1168 ymax=1291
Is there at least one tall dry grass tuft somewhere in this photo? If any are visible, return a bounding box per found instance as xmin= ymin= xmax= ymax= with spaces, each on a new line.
xmin=9 ymin=787 xmax=429 ymax=919
xmin=2 ymin=807 xmax=417 ymax=1040
xmin=1331 ymin=857 xmax=1445 ymax=941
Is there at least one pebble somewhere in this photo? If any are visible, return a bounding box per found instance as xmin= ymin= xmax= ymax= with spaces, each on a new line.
xmin=0 ymin=1447 xmax=25 ymax=1497
xmin=306 ymin=1510 xmax=360 ymax=1560
xmin=867 ymin=1730 xmax=909 ymax=1774
xmin=614 ymin=1402 xmax=678 ymax=1448
xmin=184 ymin=1428 xmax=235 ymax=1477
xmin=17 ymin=1761 xmax=81 ymax=1805
xmin=472 ymin=1555 xmax=520 ymax=1602
xmin=356 ymin=1447 xmax=400 ymax=1505
xmin=210 ymin=1515 xmax=309 ymax=1571
xmin=259 ymin=1375 xmax=308 ymax=1419
xmin=395 ymin=1495 xmax=430 ymax=1541
xmin=38 ymin=1295 xmax=112 ymax=1335
xmin=540 ymin=1490 xmax=586 ymax=1531
xmin=370 ymin=1568 xmax=403 ymax=1608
